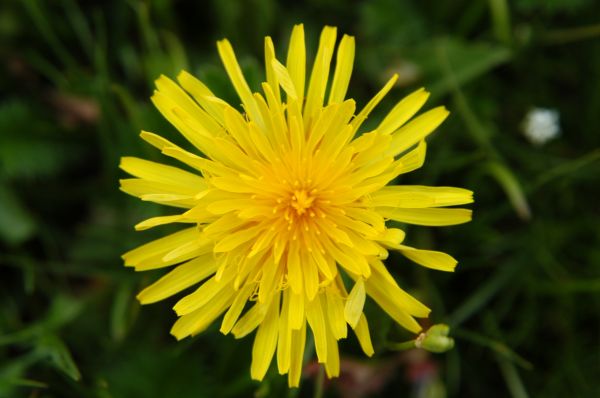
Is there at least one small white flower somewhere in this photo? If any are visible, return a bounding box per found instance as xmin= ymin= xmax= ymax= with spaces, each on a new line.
xmin=522 ymin=108 xmax=561 ymax=146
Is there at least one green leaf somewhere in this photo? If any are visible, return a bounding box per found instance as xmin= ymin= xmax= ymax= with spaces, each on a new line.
xmin=0 ymin=182 xmax=36 ymax=245
xmin=414 ymin=38 xmax=512 ymax=100
xmin=35 ymin=334 xmax=81 ymax=381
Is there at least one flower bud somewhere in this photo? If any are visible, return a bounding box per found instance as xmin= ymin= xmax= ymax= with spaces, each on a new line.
xmin=415 ymin=324 xmax=455 ymax=353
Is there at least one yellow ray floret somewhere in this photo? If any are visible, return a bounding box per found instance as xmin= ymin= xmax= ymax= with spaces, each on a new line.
xmin=120 ymin=23 xmax=473 ymax=388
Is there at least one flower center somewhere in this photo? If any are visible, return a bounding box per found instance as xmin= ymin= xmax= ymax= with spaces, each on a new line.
xmin=291 ymin=189 xmax=315 ymax=215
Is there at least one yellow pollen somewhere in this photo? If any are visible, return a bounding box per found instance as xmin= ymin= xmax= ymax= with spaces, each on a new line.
xmin=290 ymin=189 xmax=315 ymax=215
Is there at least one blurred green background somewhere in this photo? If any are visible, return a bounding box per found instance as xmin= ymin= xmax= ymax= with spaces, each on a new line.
xmin=1 ymin=0 xmax=599 ymax=397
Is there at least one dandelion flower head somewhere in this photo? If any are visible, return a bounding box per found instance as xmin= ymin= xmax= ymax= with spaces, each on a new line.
xmin=120 ymin=24 xmax=473 ymax=387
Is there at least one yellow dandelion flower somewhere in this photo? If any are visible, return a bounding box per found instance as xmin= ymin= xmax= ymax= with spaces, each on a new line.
xmin=120 ymin=24 xmax=473 ymax=387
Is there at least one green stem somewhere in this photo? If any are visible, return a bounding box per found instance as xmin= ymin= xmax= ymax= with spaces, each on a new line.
xmin=313 ymin=364 xmax=325 ymax=398
xmin=386 ymin=340 xmax=416 ymax=351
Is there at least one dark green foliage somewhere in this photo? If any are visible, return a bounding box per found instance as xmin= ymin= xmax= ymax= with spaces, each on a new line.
xmin=0 ymin=0 xmax=598 ymax=397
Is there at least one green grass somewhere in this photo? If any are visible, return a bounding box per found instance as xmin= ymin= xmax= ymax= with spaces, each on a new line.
xmin=1 ymin=0 xmax=599 ymax=397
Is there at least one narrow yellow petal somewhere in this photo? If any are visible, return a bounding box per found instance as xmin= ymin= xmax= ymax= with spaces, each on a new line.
xmin=264 ymin=36 xmax=281 ymax=103
xmin=377 ymin=88 xmax=430 ymax=135
xmin=173 ymin=266 xmax=236 ymax=316
xmin=288 ymin=318 xmax=306 ymax=388
xmin=222 ymin=105 xmax=259 ymax=159
xmin=271 ymin=59 xmax=298 ymax=100
xmin=258 ymin=257 xmax=280 ymax=303
xmin=320 ymin=237 xmax=370 ymax=277
xmin=177 ymin=70 xmax=225 ymax=126
xmin=155 ymin=74 xmax=223 ymax=134
xmin=310 ymin=246 xmax=334 ymax=282
xmin=220 ymin=283 xmax=255 ymax=334
xmin=122 ymin=227 xmax=198 ymax=269
xmin=134 ymin=214 xmax=196 ymax=231
xmin=387 ymin=106 xmax=450 ymax=157
xmin=363 ymin=263 xmax=428 ymax=332
xmin=162 ymin=238 xmax=208 ymax=263
xmin=120 ymin=179 xmax=198 ymax=208
xmin=302 ymin=250 xmax=319 ymax=301
xmin=352 ymin=314 xmax=374 ymax=356
xmin=216 ymin=39 xmax=264 ymax=128
xmin=139 ymin=130 xmax=172 ymax=150
xmin=151 ymin=91 xmax=213 ymax=153
xmin=328 ymin=34 xmax=355 ymax=104
xmin=170 ymin=286 xmax=235 ymax=340
xmin=136 ymin=253 xmax=218 ymax=304
xmin=306 ymin=294 xmax=327 ymax=363
xmin=304 ymin=26 xmax=337 ymax=123
xmin=286 ymin=24 xmax=306 ymax=104
xmin=325 ymin=285 xmax=347 ymax=339
xmin=344 ymin=278 xmax=366 ymax=328
xmin=277 ymin=289 xmax=292 ymax=374
xmin=398 ymin=245 xmax=458 ymax=272
xmin=251 ymin=292 xmax=280 ymax=381
xmin=120 ymin=157 xmax=206 ymax=188
xmin=395 ymin=139 xmax=427 ymax=174
xmin=374 ymin=228 xmax=406 ymax=249
xmin=288 ymin=290 xmax=305 ymax=330
xmin=378 ymin=207 xmax=473 ymax=226
xmin=287 ymin=242 xmax=303 ymax=295
xmin=232 ymin=302 xmax=267 ymax=339
xmin=213 ymin=224 xmax=262 ymax=252
xmin=371 ymin=186 xmax=474 ymax=208
xmin=324 ymin=323 xmax=340 ymax=378
xmin=351 ymin=74 xmax=398 ymax=134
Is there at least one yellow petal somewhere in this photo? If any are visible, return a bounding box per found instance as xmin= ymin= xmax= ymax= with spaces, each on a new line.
xmin=325 ymin=285 xmax=347 ymax=339
xmin=251 ymin=292 xmax=280 ymax=381
xmin=136 ymin=253 xmax=219 ymax=304
xmin=286 ymin=24 xmax=306 ymax=104
xmin=271 ymin=59 xmax=298 ymax=100
xmin=258 ymin=257 xmax=280 ymax=303
xmin=378 ymin=207 xmax=473 ymax=226
xmin=120 ymin=157 xmax=206 ymax=188
xmin=304 ymin=26 xmax=337 ymax=123
xmin=287 ymin=242 xmax=303 ymax=295
xmin=363 ymin=268 xmax=427 ymax=333
xmin=120 ymin=179 xmax=198 ymax=208
xmin=371 ymin=186 xmax=474 ymax=208
xmin=306 ymin=294 xmax=328 ymax=363
xmin=135 ymin=214 xmax=195 ymax=231
xmin=352 ymin=313 xmax=374 ymax=357
xmin=177 ymin=70 xmax=225 ymax=126
xmin=387 ymin=106 xmax=449 ymax=157
xmin=277 ymin=289 xmax=292 ymax=374
xmin=302 ymin=250 xmax=319 ymax=301
xmin=351 ymin=74 xmax=398 ymax=134
xmin=263 ymin=36 xmax=281 ymax=103
xmin=155 ymin=74 xmax=222 ymax=135
xmin=122 ymin=227 xmax=200 ymax=270
xmin=170 ymin=286 xmax=235 ymax=340
xmin=395 ymin=139 xmax=427 ymax=174
xmin=151 ymin=90 xmax=213 ymax=153
xmin=220 ymin=283 xmax=255 ymax=334
xmin=344 ymin=278 xmax=366 ymax=328
xmin=328 ymin=34 xmax=355 ymax=104
xmin=377 ymin=88 xmax=429 ymax=135
xmin=324 ymin=323 xmax=340 ymax=378
xmin=232 ymin=302 xmax=267 ymax=339
xmin=216 ymin=39 xmax=264 ymax=128
xmin=288 ymin=317 xmax=306 ymax=388
xmin=288 ymin=290 xmax=305 ymax=330
xmin=173 ymin=266 xmax=236 ymax=316
xmin=213 ymin=224 xmax=262 ymax=252
xmin=398 ymin=245 xmax=458 ymax=272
